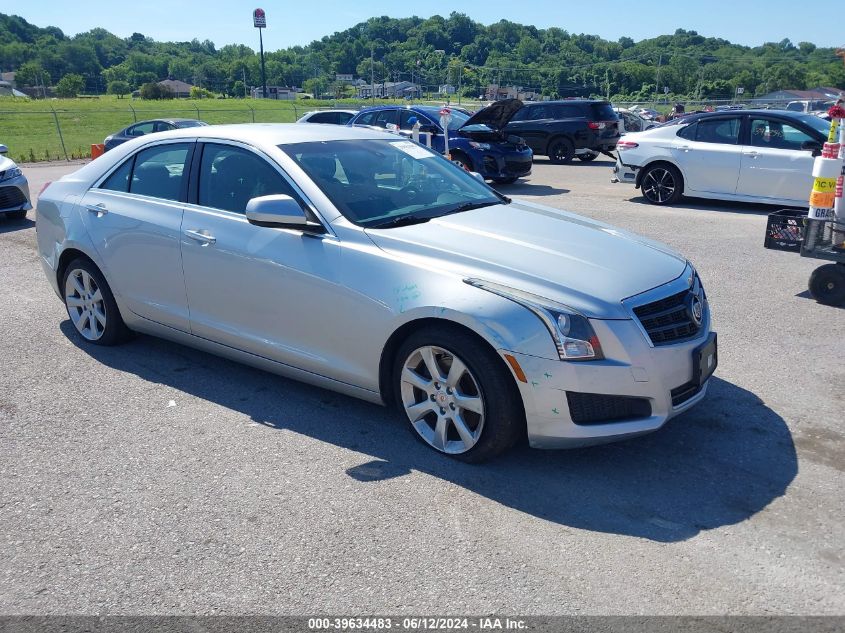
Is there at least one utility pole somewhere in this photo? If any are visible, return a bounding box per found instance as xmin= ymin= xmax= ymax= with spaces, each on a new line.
xmin=370 ymin=44 xmax=375 ymax=102
xmin=243 ymin=68 xmax=248 ymax=98
xmin=605 ymin=67 xmax=610 ymax=100
xmin=457 ymin=61 xmax=463 ymax=106
xmin=654 ymin=54 xmax=662 ymax=108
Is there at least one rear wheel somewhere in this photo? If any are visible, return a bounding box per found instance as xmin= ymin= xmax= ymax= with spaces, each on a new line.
xmin=547 ymin=138 xmax=575 ymax=164
xmin=394 ymin=326 xmax=523 ymax=462
xmin=640 ymin=163 xmax=683 ymax=205
xmin=808 ymin=264 xmax=845 ymax=306
xmin=62 ymin=258 xmax=131 ymax=345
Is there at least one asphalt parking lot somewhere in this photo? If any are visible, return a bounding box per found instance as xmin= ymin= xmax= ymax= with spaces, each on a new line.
xmin=1 ymin=156 xmax=843 ymax=615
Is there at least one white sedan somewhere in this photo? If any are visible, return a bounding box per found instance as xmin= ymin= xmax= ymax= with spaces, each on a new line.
xmin=612 ymin=110 xmax=829 ymax=206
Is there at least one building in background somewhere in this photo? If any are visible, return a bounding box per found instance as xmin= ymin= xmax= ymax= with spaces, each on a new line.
xmin=251 ymin=85 xmax=297 ymax=100
xmin=157 ymin=79 xmax=194 ymax=98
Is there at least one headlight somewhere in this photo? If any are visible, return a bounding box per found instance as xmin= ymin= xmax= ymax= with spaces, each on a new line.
xmin=469 ymin=141 xmax=491 ymax=150
xmin=0 ymin=167 xmax=22 ymax=181
xmin=464 ymin=278 xmax=604 ymax=361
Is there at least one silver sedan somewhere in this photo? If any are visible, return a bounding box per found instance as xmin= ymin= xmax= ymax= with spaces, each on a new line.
xmin=36 ymin=124 xmax=716 ymax=461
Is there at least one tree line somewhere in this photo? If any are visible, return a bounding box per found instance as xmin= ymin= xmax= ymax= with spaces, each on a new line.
xmin=1 ymin=11 xmax=842 ymax=101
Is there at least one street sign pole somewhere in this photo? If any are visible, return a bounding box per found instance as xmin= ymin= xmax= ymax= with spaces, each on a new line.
xmin=254 ymin=8 xmax=268 ymax=99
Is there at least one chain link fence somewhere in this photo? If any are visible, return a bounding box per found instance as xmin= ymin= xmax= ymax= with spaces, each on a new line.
xmin=0 ymin=102 xmax=347 ymax=163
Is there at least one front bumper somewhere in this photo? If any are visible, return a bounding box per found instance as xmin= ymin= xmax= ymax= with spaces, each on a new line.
xmin=477 ymin=148 xmax=533 ymax=180
xmin=0 ymin=176 xmax=33 ymax=212
xmin=504 ymin=307 xmax=714 ymax=449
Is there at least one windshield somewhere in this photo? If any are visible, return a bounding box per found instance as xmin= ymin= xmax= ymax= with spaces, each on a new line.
xmin=417 ymin=107 xmax=471 ymax=131
xmin=281 ymin=139 xmax=503 ymax=228
xmin=793 ymin=113 xmax=832 ymax=136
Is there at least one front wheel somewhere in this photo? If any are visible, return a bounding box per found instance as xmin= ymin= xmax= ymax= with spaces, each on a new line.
xmin=62 ymin=258 xmax=131 ymax=345
xmin=809 ymin=264 xmax=845 ymax=306
xmin=451 ymin=154 xmax=473 ymax=172
xmin=394 ymin=327 xmax=523 ymax=462
xmin=640 ymin=163 xmax=683 ymax=205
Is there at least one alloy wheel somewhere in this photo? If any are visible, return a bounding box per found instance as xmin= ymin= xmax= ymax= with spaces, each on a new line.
xmin=64 ymin=268 xmax=107 ymax=341
xmin=642 ymin=168 xmax=676 ymax=204
xmin=400 ymin=345 xmax=485 ymax=454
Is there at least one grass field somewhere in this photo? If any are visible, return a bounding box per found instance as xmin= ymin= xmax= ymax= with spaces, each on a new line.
xmin=0 ymin=95 xmax=473 ymax=163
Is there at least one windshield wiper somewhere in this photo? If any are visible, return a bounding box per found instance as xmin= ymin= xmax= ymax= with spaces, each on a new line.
xmin=438 ymin=200 xmax=502 ymax=218
xmin=368 ymin=215 xmax=432 ymax=229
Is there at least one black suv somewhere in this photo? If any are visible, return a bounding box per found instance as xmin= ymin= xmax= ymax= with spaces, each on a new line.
xmin=505 ymin=100 xmax=621 ymax=164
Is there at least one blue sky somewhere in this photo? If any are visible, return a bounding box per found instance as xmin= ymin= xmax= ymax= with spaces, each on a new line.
xmin=12 ymin=1 xmax=843 ymax=50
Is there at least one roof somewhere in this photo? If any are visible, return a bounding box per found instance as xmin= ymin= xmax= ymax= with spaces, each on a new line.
xmin=158 ymin=79 xmax=194 ymax=93
xmin=150 ymin=122 xmax=394 ymax=145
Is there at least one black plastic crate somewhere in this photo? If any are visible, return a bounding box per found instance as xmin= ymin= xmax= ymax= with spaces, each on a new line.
xmin=764 ymin=209 xmax=806 ymax=252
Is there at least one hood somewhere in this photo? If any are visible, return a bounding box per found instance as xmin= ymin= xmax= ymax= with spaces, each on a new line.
xmin=459 ymin=99 xmax=524 ymax=132
xmin=364 ymin=199 xmax=687 ymax=319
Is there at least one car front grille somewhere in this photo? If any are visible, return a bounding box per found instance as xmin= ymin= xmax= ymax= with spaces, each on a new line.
xmin=0 ymin=186 xmax=26 ymax=210
xmin=505 ymin=159 xmax=531 ymax=175
xmin=566 ymin=391 xmax=652 ymax=425
xmin=632 ymin=273 xmax=705 ymax=346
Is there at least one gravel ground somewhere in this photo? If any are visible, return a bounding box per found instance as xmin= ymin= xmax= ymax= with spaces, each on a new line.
xmin=1 ymin=157 xmax=843 ymax=615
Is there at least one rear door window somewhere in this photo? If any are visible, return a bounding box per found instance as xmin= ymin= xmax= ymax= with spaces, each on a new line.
xmin=549 ymin=104 xmax=582 ymax=118
xmin=308 ymin=112 xmax=336 ymax=124
xmin=373 ymin=109 xmax=399 ymax=129
xmin=692 ymin=117 xmax=740 ymax=144
xmin=129 ymin=143 xmax=192 ymax=201
xmin=355 ymin=111 xmax=377 ymax=126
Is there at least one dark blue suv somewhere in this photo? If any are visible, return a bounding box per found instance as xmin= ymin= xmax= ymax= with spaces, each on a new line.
xmin=348 ymin=100 xmax=532 ymax=183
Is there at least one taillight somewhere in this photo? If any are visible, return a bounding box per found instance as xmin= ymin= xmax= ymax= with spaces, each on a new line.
xmin=616 ymin=141 xmax=639 ymax=151
xmin=587 ymin=121 xmax=605 ymax=130
xmin=38 ymin=181 xmax=52 ymax=198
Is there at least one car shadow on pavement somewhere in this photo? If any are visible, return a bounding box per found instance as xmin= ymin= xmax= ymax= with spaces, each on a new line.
xmin=62 ymin=322 xmax=797 ymax=543
xmin=532 ymin=157 xmax=617 ymax=168
xmin=0 ymin=215 xmax=34 ymax=233
xmin=629 ymin=196 xmax=799 ymax=216
xmin=494 ymin=182 xmax=570 ymax=195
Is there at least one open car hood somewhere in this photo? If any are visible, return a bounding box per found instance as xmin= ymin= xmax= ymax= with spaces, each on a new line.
xmin=459 ymin=99 xmax=524 ymax=132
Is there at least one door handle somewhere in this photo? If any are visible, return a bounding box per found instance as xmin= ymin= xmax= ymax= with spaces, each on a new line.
xmin=678 ymin=145 xmax=692 ymax=152
xmin=747 ymin=151 xmax=760 ymax=157
xmin=184 ymin=229 xmax=216 ymax=245
xmin=86 ymin=203 xmax=108 ymax=216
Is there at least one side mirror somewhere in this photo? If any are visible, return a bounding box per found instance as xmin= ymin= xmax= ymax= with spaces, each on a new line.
xmin=470 ymin=172 xmax=485 ymax=182
xmin=801 ymin=140 xmax=822 ymax=155
xmin=0 ymin=144 xmax=7 ymax=155
xmin=245 ymin=195 xmax=324 ymax=232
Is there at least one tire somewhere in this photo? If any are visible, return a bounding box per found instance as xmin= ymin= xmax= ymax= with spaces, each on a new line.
xmin=640 ymin=163 xmax=683 ymax=205
xmin=577 ymin=152 xmax=599 ymax=162
xmin=493 ymin=176 xmax=518 ymax=184
xmin=808 ymin=264 xmax=845 ymax=306
xmin=62 ymin=258 xmax=131 ymax=346
xmin=5 ymin=210 xmax=27 ymax=220
xmin=393 ymin=326 xmax=523 ymax=463
xmin=547 ymin=138 xmax=575 ymax=164
xmin=451 ymin=153 xmax=473 ymax=172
